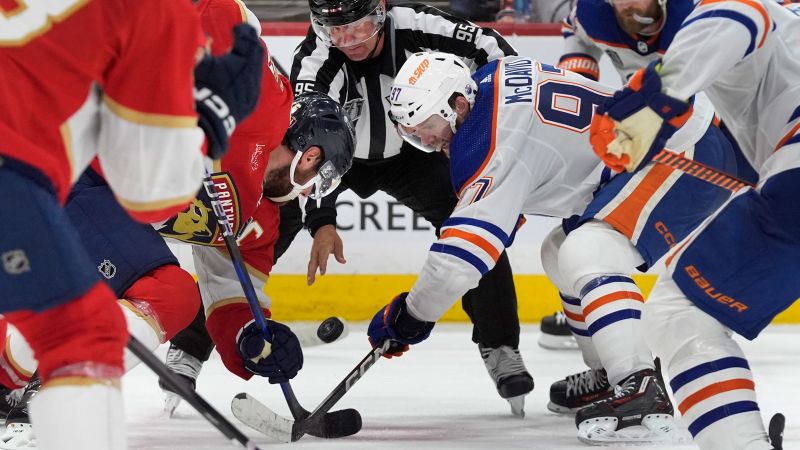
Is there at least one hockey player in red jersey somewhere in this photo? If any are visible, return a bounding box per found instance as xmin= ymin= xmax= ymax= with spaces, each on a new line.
xmin=0 ymin=1 xmax=265 ymax=449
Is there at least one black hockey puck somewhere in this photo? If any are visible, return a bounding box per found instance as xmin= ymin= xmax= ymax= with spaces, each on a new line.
xmin=317 ymin=317 xmax=345 ymax=343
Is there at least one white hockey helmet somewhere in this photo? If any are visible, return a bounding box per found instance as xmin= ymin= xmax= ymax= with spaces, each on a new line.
xmin=388 ymin=52 xmax=477 ymax=152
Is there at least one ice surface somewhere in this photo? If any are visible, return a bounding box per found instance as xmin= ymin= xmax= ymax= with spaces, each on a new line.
xmin=124 ymin=323 xmax=798 ymax=450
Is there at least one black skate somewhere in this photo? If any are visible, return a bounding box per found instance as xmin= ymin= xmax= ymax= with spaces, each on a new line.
xmin=769 ymin=413 xmax=785 ymax=450
xmin=575 ymin=369 xmax=690 ymax=445
xmin=0 ymin=373 xmax=40 ymax=450
xmin=0 ymin=385 xmax=22 ymax=422
xmin=548 ymin=368 xmax=610 ymax=414
xmin=159 ymin=343 xmax=203 ymax=417
xmin=479 ymin=345 xmax=534 ymax=418
xmin=538 ymin=311 xmax=578 ymax=350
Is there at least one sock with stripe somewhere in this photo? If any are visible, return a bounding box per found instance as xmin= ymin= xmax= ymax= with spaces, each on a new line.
xmin=579 ymin=274 xmax=653 ymax=385
xmin=668 ymin=340 xmax=771 ymax=450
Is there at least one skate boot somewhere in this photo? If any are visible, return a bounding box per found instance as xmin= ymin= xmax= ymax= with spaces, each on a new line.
xmin=548 ymin=367 xmax=610 ymax=414
xmin=0 ymin=385 xmax=22 ymax=423
xmin=479 ymin=345 xmax=534 ymax=418
xmin=159 ymin=343 xmax=203 ymax=417
xmin=769 ymin=413 xmax=785 ymax=450
xmin=538 ymin=311 xmax=577 ymax=350
xmin=575 ymin=368 xmax=690 ymax=445
xmin=0 ymin=374 xmax=40 ymax=450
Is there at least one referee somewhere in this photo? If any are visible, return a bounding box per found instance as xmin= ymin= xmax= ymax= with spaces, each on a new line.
xmin=285 ymin=0 xmax=534 ymax=412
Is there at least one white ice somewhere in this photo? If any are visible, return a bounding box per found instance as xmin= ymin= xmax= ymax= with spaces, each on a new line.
xmin=124 ymin=323 xmax=798 ymax=450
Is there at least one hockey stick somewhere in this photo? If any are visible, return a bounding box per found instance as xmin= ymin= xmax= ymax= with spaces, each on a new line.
xmin=127 ymin=335 xmax=260 ymax=450
xmin=232 ymin=340 xmax=389 ymax=442
xmin=161 ymin=316 xmax=348 ymax=418
xmin=652 ymin=149 xmax=754 ymax=193
xmin=201 ymin=173 xmax=360 ymax=439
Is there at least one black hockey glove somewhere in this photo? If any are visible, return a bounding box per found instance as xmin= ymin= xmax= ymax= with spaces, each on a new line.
xmin=194 ymin=24 xmax=264 ymax=160
xmin=368 ymin=293 xmax=435 ymax=358
xmin=237 ymin=319 xmax=303 ymax=384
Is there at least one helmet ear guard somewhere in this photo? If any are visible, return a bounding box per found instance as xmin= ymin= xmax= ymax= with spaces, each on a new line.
xmin=388 ymin=52 xmax=477 ymax=152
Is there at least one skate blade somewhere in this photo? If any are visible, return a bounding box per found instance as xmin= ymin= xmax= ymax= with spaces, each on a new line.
xmin=0 ymin=423 xmax=36 ymax=450
xmin=163 ymin=392 xmax=182 ymax=418
xmin=546 ymin=401 xmax=578 ymax=415
xmin=537 ymin=334 xmax=579 ymax=351
xmin=577 ymin=414 xmax=691 ymax=446
xmin=507 ymin=395 xmax=525 ymax=418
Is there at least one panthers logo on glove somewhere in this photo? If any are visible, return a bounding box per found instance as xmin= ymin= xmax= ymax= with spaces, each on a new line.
xmin=589 ymin=61 xmax=693 ymax=173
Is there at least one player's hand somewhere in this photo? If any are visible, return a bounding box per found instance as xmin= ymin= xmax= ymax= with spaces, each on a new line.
xmin=589 ymin=61 xmax=693 ymax=172
xmin=237 ymin=319 xmax=303 ymax=384
xmin=194 ymin=24 xmax=265 ymax=159
xmin=307 ymin=224 xmax=346 ymax=285
xmin=368 ymin=293 xmax=435 ymax=359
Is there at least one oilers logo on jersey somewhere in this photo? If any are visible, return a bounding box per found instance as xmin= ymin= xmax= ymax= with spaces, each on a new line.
xmin=158 ymin=172 xmax=242 ymax=246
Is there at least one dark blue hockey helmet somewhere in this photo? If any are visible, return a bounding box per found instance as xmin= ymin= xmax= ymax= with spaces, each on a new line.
xmin=284 ymin=92 xmax=356 ymax=200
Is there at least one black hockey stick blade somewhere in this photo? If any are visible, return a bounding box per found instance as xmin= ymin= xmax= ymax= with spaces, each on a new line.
xmin=128 ymin=336 xmax=260 ymax=450
xmin=231 ymin=393 xmax=361 ymax=442
xmin=233 ymin=342 xmax=389 ymax=442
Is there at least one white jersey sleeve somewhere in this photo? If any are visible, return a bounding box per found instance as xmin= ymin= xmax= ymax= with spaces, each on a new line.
xmin=405 ymin=148 xmax=534 ymax=323
xmin=659 ymin=0 xmax=772 ymax=100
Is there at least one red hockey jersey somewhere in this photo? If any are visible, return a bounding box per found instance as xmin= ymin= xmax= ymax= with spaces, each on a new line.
xmin=0 ymin=0 xmax=206 ymax=222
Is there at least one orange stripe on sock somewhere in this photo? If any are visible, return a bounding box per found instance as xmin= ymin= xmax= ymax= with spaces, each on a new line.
xmin=564 ymin=310 xmax=585 ymax=322
xmin=678 ymin=378 xmax=755 ymax=414
xmin=440 ymin=228 xmax=500 ymax=262
xmin=583 ymin=290 xmax=644 ymax=317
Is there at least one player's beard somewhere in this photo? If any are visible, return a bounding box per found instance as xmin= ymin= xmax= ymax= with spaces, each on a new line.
xmin=262 ymin=166 xmax=293 ymax=200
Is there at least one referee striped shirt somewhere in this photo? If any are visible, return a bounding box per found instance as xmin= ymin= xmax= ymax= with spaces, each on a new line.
xmin=290 ymin=3 xmax=517 ymax=160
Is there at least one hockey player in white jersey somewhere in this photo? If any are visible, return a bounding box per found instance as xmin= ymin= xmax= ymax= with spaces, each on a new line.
xmin=589 ymin=0 xmax=800 ymax=448
xmin=549 ymin=0 xmax=761 ymax=412
xmin=369 ymin=51 xmax=743 ymax=444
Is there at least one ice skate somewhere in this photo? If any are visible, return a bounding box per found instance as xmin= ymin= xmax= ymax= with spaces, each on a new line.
xmin=479 ymin=345 xmax=533 ymax=418
xmin=159 ymin=343 xmax=203 ymax=417
xmin=0 ymin=374 xmax=39 ymax=450
xmin=548 ymin=367 xmax=610 ymax=414
xmin=0 ymin=385 xmax=22 ymax=423
xmin=575 ymin=369 xmax=690 ymax=445
xmin=538 ymin=311 xmax=578 ymax=350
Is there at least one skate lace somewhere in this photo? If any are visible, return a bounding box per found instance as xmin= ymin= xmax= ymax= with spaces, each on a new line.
xmin=480 ymin=345 xmax=529 ymax=384
xmin=598 ymin=373 xmax=643 ymax=405
xmin=165 ymin=346 xmax=203 ymax=380
xmin=4 ymin=388 xmax=23 ymax=409
xmin=566 ymin=368 xmax=608 ymax=397
xmin=554 ymin=311 xmax=567 ymax=326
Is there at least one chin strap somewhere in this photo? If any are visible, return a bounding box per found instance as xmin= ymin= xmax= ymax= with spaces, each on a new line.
xmin=364 ymin=27 xmax=385 ymax=61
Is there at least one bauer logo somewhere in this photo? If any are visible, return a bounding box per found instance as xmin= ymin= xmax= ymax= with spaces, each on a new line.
xmin=98 ymin=259 xmax=117 ymax=279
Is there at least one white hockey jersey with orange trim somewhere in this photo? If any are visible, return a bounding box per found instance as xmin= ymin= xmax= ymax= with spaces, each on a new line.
xmin=404 ymin=56 xmax=714 ymax=322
